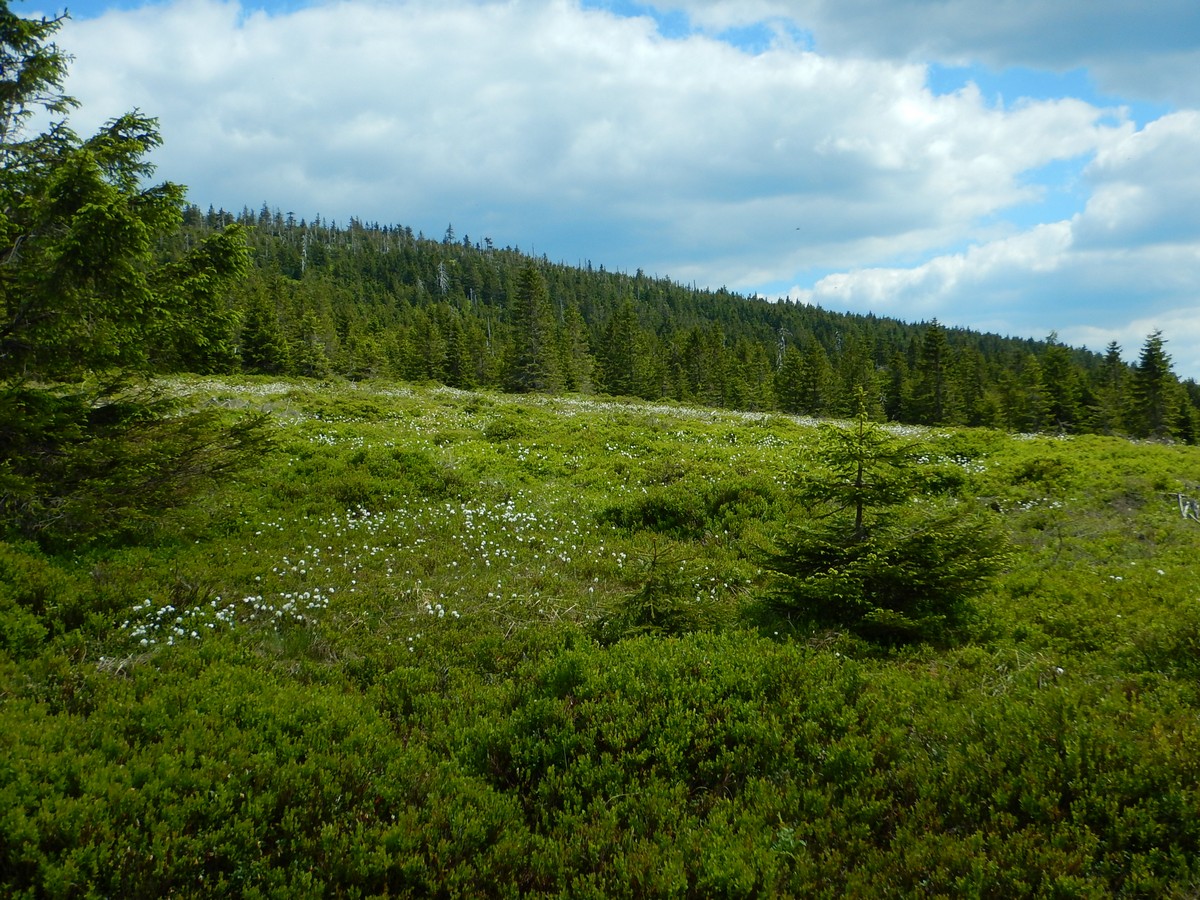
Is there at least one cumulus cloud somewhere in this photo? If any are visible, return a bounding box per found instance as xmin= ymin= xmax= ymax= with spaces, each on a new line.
xmin=658 ymin=0 xmax=1200 ymax=106
xmin=1075 ymin=111 xmax=1200 ymax=248
xmin=59 ymin=0 xmax=1123 ymax=270
xmin=791 ymin=222 xmax=1074 ymax=319
xmin=792 ymin=110 xmax=1200 ymax=373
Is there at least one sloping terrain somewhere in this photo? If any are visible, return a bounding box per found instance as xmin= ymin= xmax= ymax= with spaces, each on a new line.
xmin=4 ymin=377 xmax=1200 ymax=896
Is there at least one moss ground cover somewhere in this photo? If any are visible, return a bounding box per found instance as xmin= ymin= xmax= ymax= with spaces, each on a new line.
xmin=5 ymin=376 xmax=1200 ymax=896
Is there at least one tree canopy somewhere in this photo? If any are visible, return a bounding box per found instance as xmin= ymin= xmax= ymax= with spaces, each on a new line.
xmin=0 ymin=6 xmax=247 ymax=379
xmin=163 ymin=203 xmax=1200 ymax=442
xmin=0 ymin=4 xmax=265 ymax=547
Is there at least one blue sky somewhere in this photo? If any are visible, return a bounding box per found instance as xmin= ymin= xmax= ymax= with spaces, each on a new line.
xmin=24 ymin=0 xmax=1200 ymax=376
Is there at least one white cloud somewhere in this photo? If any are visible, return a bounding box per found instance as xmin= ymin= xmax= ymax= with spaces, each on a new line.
xmin=792 ymin=110 xmax=1200 ymax=375
xmin=658 ymin=0 xmax=1200 ymax=106
xmin=1076 ymin=111 xmax=1200 ymax=248
xmin=791 ymin=222 xmax=1075 ymax=319
xmin=62 ymin=0 xmax=1123 ymax=265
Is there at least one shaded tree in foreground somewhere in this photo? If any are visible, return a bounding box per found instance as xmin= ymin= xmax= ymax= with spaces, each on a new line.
xmin=0 ymin=4 xmax=268 ymax=548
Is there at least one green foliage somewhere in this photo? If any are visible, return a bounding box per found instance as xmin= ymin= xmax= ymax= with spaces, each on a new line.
xmin=1130 ymin=330 xmax=1184 ymax=439
xmin=163 ymin=204 xmax=1200 ymax=437
xmin=598 ymin=472 xmax=778 ymax=541
xmin=8 ymin=10 xmax=1200 ymax=893
xmin=0 ymin=379 xmax=272 ymax=549
xmin=598 ymin=297 xmax=658 ymax=399
xmin=10 ymin=620 xmax=1200 ymax=896
xmin=1040 ymin=333 xmax=1085 ymax=432
xmin=3 ymin=379 xmax=1200 ymax=895
xmin=767 ymin=503 xmax=1004 ymax=641
xmin=595 ymin=538 xmax=728 ymax=641
xmin=763 ymin=392 xmax=1006 ymax=640
xmin=1 ymin=88 xmax=248 ymax=377
xmin=0 ymin=540 xmax=57 ymax=655
xmin=238 ymin=282 xmax=291 ymax=374
xmin=0 ymin=8 xmax=266 ymax=551
xmin=504 ymin=263 xmax=562 ymax=393
xmin=282 ymin=437 xmax=460 ymax=509
xmin=912 ymin=319 xmax=957 ymax=424
xmin=775 ymin=340 xmax=836 ymax=416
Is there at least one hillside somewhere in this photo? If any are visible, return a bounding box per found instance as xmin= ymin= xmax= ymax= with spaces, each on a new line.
xmin=5 ymin=377 xmax=1200 ymax=895
xmin=175 ymin=206 xmax=1200 ymax=441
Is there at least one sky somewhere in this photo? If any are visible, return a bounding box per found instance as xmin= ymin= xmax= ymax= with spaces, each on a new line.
xmin=22 ymin=0 xmax=1200 ymax=376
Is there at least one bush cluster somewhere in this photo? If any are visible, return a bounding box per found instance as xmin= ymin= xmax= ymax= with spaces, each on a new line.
xmin=5 ymin=627 xmax=1200 ymax=896
xmin=4 ymin=379 xmax=1200 ymax=896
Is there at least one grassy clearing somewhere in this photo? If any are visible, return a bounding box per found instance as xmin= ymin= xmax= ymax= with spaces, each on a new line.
xmin=6 ymin=376 xmax=1200 ymax=896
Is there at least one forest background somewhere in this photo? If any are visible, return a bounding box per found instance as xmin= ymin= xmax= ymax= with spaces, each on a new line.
xmin=193 ymin=203 xmax=1200 ymax=442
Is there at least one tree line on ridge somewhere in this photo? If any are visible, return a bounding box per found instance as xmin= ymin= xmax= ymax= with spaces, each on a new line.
xmin=177 ymin=204 xmax=1200 ymax=442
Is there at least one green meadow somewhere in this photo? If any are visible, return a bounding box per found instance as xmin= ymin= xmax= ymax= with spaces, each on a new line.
xmin=5 ymin=376 xmax=1200 ymax=897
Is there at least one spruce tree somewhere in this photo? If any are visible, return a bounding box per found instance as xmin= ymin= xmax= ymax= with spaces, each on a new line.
xmin=240 ymin=285 xmax=290 ymax=374
xmin=763 ymin=389 xmax=1005 ymax=641
xmin=955 ymin=347 xmax=998 ymax=428
xmin=1010 ymin=353 xmax=1048 ymax=432
xmin=0 ymin=5 xmax=267 ymax=546
xmin=1089 ymin=341 xmax=1129 ymax=434
xmin=557 ymin=298 xmax=594 ymax=393
xmin=774 ymin=345 xmax=807 ymax=414
xmin=912 ymin=320 xmax=955 ymax=424
xmin=794 ymin=340 xmax=836 ymax=416
xmin=834 ymin=331 xmax=881 ymax=418
xmin=1 ymin=8 xmax=247 ymax=378
xmin=598 ymin=298 xmax=643 ymax=397
xmin=1041 ymin=333 xmax=1084 ymax=432
xmin=289 ymin=310 xmax=332 ymax=377
xmin=1130 ymin=330 xmax=1182 ymax=439
xmin=882 ymin=349 xmax=911 ymax=421
xmin=443 ymin=314 xmax=476 ymax=389
xmin=504 ymin=263 xmax=561 ymax=393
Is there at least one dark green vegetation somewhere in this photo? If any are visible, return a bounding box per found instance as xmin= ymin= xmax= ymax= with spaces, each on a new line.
xmin=6 ymin=380 xmax=1200 ymax=897
xmin=761 ymin=390 xmax=1007 ymax=642
xmin=207 ymin=207 xmax=1200 ymax=441
xmin=6 ymin=6 xmax=1200 ymax=896
xmin=1 ymin=6 xmax=270 ymax=547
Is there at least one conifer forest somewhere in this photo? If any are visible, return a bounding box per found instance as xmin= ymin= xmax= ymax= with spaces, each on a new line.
xmin=193 ymin=202 xmax=1200 ymax=442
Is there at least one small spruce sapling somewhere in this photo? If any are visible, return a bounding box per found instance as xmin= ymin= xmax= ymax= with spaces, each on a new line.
xmin=599 ymin=538 xmax=712 ymax=641
xmin=763 ymin=389 xmax=1006 ymax=642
